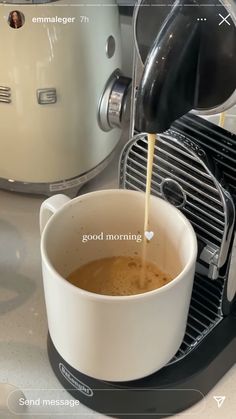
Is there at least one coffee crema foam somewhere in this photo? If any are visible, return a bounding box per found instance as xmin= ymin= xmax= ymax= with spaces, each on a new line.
xmin=67 ymin=256 xmax=172 ymax=296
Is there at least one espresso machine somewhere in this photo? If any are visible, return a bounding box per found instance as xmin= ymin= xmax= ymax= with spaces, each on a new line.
xmin=48 ymin=1 xmax=236 ymax=417
xmin=0 ymin=0 xmax=131 ymax=196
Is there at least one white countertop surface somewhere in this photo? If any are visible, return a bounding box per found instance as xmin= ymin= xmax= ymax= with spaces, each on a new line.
xmin=1 ymin=132 xmax=236 ymax=419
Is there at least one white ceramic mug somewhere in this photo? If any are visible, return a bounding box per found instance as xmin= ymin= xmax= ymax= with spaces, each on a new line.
xmin=40 ymin=189 xmax=197 ymax=382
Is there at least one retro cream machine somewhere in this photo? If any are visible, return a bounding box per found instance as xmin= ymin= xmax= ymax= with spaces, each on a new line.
xmin=0 ymin=0 xmax=131 ymax=195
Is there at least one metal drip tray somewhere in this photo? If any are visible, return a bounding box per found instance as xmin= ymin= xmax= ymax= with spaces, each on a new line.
xmin=119 ymin=130 xmax=229 ymax=363
xmin=169 ymin=273 xmax=223 ymax=364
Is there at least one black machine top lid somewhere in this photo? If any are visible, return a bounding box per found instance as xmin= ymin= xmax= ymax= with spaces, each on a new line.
xmin=135 ymin=0 xmax=236 ymax=133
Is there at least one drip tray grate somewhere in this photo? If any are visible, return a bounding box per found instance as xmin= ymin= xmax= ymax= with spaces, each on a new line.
xmin=169 ymin=273 xmax=223 ymax=364
xmin=119 ymin=131 xmax=225 ymax=363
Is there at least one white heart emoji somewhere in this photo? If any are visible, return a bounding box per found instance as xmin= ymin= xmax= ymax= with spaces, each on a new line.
xmin=144 ymin=231 xmax=154 ymax=241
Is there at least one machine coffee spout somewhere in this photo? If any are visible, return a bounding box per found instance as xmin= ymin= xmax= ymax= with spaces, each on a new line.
xmin=135 ymin=0 xmax=236 ymax=134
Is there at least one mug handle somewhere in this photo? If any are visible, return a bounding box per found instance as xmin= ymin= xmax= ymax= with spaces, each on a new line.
xmin=40 ymin=194 xmax=71 ymax=234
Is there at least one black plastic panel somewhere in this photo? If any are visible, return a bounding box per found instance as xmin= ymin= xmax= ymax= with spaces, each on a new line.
xmin=48 ymin=311 xmax=236 ymax=418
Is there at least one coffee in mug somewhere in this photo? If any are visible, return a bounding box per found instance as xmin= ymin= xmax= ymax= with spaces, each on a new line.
xmin=67 ymin=255 xmax=172 ymax=296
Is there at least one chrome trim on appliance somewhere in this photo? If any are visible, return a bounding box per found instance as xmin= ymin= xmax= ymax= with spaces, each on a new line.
xmin=227 ymin=233 xmax=236 ymax=302
xmin=200 ymin=244 xmax=220 ymax=280
xmin=98 ymin=69 xmax=131 ymax=132
xmin=98 ymin=70 xmax=121 ymax=132
xmin=108 ymin=75 xmax=132 ymax=129
xmin=0 ymin=148 xmax=117 ymax=197
xmin=0 ymin=86 xmax=11 ymax=104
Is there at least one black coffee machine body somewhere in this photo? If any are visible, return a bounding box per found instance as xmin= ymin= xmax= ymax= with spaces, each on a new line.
xmin=47 ymin=1 xmax=236 ymax=417
xmin=134 ymin=0 xmax=236 ymax=133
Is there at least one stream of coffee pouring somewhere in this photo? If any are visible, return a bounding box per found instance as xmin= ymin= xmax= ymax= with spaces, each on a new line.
xmin=137 ymin=0 xmax=202 ymax=285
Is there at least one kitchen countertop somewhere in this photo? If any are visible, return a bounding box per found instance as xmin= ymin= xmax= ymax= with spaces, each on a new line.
xmin=1 ymin=131 xmax=236 ymax=419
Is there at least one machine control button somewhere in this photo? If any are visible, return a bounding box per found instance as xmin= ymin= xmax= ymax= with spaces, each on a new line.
xmin=98 ymin=69 xmax=131 ymax=131
xmin=37 ymin=88 xmax=57 ymax=105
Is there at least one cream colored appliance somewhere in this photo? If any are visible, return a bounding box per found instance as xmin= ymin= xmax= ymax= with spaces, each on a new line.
xmin=0 ymin=0 xmax=130 ymax=195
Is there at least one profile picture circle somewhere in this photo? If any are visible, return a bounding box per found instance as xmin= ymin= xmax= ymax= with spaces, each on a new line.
xmin=8 ymin=10 xmax=25 ymax=29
